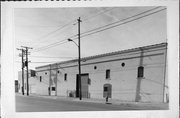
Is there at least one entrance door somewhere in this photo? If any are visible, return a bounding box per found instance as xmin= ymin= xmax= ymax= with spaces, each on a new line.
xmin=76 ymin=74 xmax=89 ymax=98
xmin=103 ymin=84 xmax=112 ymax=98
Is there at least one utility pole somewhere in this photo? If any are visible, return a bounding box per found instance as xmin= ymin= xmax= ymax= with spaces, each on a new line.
xmin=67 ymin=17 xmax=82 ymax=100
xmin=21 ymin=46 xmax=32 ymax=96
xmin=78 ymin=17 xmax=82 ymax=100
xmin=17 ymin=48 xmax=25 ymax=95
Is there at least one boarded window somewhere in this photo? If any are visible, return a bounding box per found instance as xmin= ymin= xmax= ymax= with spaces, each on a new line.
xmin=52 ymin=87 xmax=56 ymax=91
xmin=88 ymin=78 xmax=91 ymax=85
xmin=137 ymin=66 xmax=144 ymax=78
xmin=106 ymin=69 xmax=110 ymax=79
xmin=64 ymin=73 xmax=67 ymax=81
xmin=40 ymin=76 xmax=42 ymax=82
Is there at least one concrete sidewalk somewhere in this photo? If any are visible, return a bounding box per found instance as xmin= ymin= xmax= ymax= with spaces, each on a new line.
xmin=16 ymin=93 xmax=169 ymax=110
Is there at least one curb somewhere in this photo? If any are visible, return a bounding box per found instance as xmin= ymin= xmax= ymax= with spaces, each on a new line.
xmin=16 ymin=93 xmax=168 ymax=108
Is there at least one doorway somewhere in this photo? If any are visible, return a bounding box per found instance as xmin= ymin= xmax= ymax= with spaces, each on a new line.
xmin=103 ymin=84 xmax=112 ymax=98
xmin=76 ymin=73 xmax=89 ymax=98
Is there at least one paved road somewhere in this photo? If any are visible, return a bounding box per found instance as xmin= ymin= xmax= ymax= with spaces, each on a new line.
xmin=16 ymin=94 xmax=168 ymax=112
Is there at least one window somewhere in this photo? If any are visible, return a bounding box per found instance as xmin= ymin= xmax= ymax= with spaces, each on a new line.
xmin=57 ymin=70 xmax=60 ymax=73
xmin=88 ymin=78 xmax=91 ymax=85
xmin=106 ymin=69 xmax=110 ymax=79
xmin=31 ymin=70 xmax=36 ymax=77
xmin=137 ymin=66 xmax=144 ymax=78
xmin=45 ymin=72 xmax=47 ymax=75
xmin=121 ymin=62 xmax=125 ymax=67
xmin=94 ymin=66 xmax=97 ymax=70
xmin=52 ymin=87 xmax=56 ymax=91
xmin=104 ymin=87 xmax=108 ymax=92
xmin=40 ymin=76 xmax=42 ymax=82
xmin=64 ymin=73 xmax=67 ymax=81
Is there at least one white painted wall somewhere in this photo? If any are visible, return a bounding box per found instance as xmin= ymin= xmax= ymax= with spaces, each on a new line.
xmin=32 ymin=44 xmax=167 ymax=103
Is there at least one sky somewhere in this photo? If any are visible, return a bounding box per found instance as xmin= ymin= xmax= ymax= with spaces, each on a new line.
xmin=14 ymin=6 xmax=167 ymax=72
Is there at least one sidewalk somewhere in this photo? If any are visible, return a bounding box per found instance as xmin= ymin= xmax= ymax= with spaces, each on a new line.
xmin=16 ymin=93 xmax=169 ymax=110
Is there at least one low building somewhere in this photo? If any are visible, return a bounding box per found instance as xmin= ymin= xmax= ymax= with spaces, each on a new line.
xmin=15 ymin=80 xmax=19 ymax=93
xmin=18 ymin=70 xmax=36 ymax=94
xmin=23 ymin=43 xmax=168 ymax=103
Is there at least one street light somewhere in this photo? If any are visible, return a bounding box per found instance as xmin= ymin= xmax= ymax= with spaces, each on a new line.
xmin=68 ymin=38 xmax=82 ymax=100
xmin=67 ymin=39 xmax=79 ymax=47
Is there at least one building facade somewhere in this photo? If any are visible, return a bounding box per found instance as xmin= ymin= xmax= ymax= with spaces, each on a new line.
xmin=22 ymin=43 xmax=168 ymax=103
xmin=18 ymin=70 xmax=36 ymax=94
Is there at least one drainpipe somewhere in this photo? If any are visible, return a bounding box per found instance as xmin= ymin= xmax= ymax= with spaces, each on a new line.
xmin=162 ymin=45 xmax=167 ymax=103
xmin=49 ymin=64 xmax=51 ymax=96
xmin=135 ymin=48 xmax=144 ymax=102
xmin=55 ymin=64 xmax=58 ymax=96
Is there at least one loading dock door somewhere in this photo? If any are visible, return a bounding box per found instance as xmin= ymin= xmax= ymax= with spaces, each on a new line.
xmin=76 ymin=74 xmax=89 ymax=98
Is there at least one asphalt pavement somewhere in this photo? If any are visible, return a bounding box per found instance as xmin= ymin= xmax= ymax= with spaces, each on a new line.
xmin=16 ymin=94 xmax=168 ymax=112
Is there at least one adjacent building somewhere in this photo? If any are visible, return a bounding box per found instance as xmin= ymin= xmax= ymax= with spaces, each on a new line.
xmin=18 ymin=43 xmax=168 ymax=103
xmin=18 ymin=69 xmax=36 ymax=94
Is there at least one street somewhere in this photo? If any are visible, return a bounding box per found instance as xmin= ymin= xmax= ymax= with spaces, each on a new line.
xmin=16 ymin=94 xmax=168 ymax=112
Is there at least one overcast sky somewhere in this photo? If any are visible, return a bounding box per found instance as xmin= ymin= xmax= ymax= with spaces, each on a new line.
xmin=14 ymin=6 xmax=167 ymax=71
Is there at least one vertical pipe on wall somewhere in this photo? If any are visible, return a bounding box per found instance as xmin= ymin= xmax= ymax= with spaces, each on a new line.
xmin=135 ymin=48 xmax=144 ymax=102
xmin=55 ymin=64 xmax=58 ymax=96
xmin=49 ymin=64 xmax=51 ymax=96
xmin=21 ymin=49 xmax=24 ymax=95
xmin=162 ymin=44 xmax=167 ymax=103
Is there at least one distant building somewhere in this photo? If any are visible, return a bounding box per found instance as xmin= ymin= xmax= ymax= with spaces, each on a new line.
xmin=19 ymin=43 xmax=168 ymax=103
xmin=18 ymin=70 xmax=36 ymax=94
xmin=15 ymin=80 xmax=19 ymax=93
xmin=0 ymin=64 xmax=1 ymax=96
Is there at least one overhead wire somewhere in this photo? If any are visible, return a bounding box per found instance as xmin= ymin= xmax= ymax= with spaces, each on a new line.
xmin=82 ymin=8 xmax=115 ymax=22
xmin=16 ymin=61 xmax=59 ymax=64
xmin=55 ymin=6 xmax=162 ymax=41
xmin=79 ymin=6 xmax=162 ymax=36
xmin=32 ymin=8 xmax=115 ymax=53
xmin=79 ymin=8 xmax=166 ymax=40
xmin=30 ymin=19 xmax=77 ymax=48
xmin=32 ymin=7 xmax=166 ymax=53
xmin=16 ymin=55 xmax=76 ymax=59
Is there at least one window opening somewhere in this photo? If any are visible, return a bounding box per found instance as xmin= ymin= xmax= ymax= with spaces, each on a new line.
xmin=106 ymin=69 xmax=110 ymax=79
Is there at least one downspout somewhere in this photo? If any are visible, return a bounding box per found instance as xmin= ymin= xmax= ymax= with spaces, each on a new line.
xmin=135 ymin=48 xmax=144 ymax=102
xmin=162 ymin=45 xmax=167 ymax=103
xmin=49 ymin=64 xmax=51 ymax=96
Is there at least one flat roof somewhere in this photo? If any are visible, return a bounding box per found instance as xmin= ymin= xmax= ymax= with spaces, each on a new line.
xmin=36 ymin=42 xmax=167 ymax=69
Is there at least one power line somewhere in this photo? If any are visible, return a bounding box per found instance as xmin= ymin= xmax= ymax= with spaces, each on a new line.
xmin=30 ymin=62 xmax=59 ymax=63
xmin=16 ymin=61 xmax=59 ymax=64
xmin=32 ymin=34 xmax=78 ymax=53
xmin=79 ymin=8 xmax=166 ymax=39
xmin=32 ymin=7 xmax=159 ymax=52
xmin=30 ymin=19 xmax=77 ymax=47
xmin=29 ymin=56 xmax=76 ymax=59
xmin=31 ymin=8 xmax=114 ymax=50
xmin=80 ymin=6 xmax=162 ymax=36
xmin=83 ymin=8 xmax=115 ymax=22
xmin=64 ymin=7 xmax=162 ymax=41
xmin=32 ymin=40 xmax=68 ymax=53
xmin=32 ymin=7 xmax=166 ymax=53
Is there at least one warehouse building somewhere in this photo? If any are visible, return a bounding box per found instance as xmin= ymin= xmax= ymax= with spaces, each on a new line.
xmin=20 ymin=43 xmax=168 ymax=103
